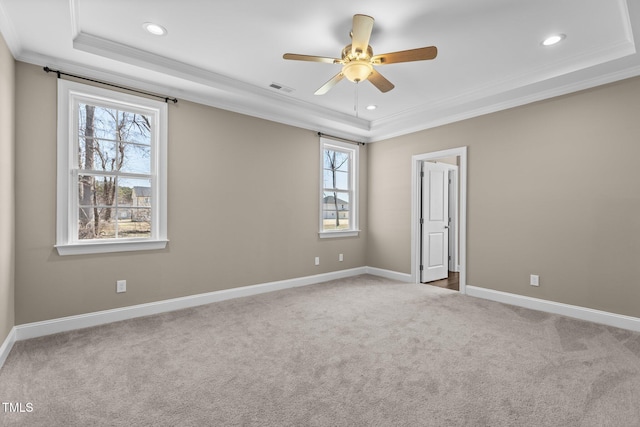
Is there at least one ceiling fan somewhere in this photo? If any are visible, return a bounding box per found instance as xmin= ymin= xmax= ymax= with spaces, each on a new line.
xmin=283 ymin=14 xmax=438 ymax=95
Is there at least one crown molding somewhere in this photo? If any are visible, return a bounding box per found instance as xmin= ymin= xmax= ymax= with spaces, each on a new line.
xmin=69 ymin=0 xmax=80 ymax=40
xmin=6 ymin=0 xmax=640 ymax=144
xmin=0 ymin=0 xmax=20 ymax=55
xmin=71 ymin=32 xmax=371 ymax=135
xmin=369 ymin=60 xmax=640 ymax=142
xmin=17 ymin=38 xmax=640 ymax=144
xmin=369 ymin=35 xmax=637 ymax=140
xmin=68 ymin=23 xmax=639 ymax=143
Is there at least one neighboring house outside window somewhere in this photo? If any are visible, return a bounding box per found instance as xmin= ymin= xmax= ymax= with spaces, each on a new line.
xmin=319 ymin=137 xmax=359 ymax=238
xmin=321 ymin=195 xmax=349 ymax=220
xmin=131 ymin=186 xmax=152 ymax=222
xmin=55 ymin=80 xmax=168 ymax=255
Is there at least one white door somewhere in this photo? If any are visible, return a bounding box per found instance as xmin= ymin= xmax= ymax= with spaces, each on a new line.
xmin=421 ymin=162 xmax=449 ymax=282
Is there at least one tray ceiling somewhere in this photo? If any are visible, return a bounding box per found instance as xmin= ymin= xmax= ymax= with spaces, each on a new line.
xmin=1 ymin=0 xmax=639 ymax=141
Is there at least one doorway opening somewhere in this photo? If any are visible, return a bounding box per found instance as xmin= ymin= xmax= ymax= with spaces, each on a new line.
xmin=426 ymin=272 xmax=460 ymax=291
xmin=420 ymin=160 xmax=458 ymax=286
xmin=411 ymin=147 xmax=467 ymax=293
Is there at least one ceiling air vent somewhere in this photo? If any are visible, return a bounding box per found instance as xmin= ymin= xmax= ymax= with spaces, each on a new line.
xmin=269 ymin=82 xmax=295 ymax=93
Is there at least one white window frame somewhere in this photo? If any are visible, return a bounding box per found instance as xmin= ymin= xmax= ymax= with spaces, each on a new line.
xmin=319 ymin=137 xmax=359 ymax=238
xmin=55 ymin=80 xmax=168 ymax=256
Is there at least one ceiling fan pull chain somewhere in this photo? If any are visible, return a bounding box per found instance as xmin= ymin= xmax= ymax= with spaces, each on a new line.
xmin=355 ymin=82 xmax=359 ymax=118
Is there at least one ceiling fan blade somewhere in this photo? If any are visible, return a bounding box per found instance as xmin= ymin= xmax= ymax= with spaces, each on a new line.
xmin=314 ymin=72 xmax=345 ymax=95
xmin=283 ymin=53 xmax=342 ymax=64
xmin=368 ymin=69 xmax=394 ymax=93
xmin=371 ymin=46 xmax=438 ymax=64
xmin=351 ymin=14 xmax=374 ymax=57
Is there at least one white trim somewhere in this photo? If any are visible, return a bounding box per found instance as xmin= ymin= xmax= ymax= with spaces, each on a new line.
xmin=0 ymin=327 xmax=16 ymax=370
xmin=69 ymin=32 xmax=370 ymax=139
xmin=319 ymin=231 xmax=359 ymax=239
xmin=365 ymin=267 xmax=412 ymax=282
xmin=11 ymin=17 xmax=640 ymax=145
xmin=466 ymin=286 xmax=640 ymax=333
xmin=69 ymin=0 xmax=81 ymax=40
xmin=55 ymin=79 xmax=168 ymax=256
xmin=0 ymin=0 xmax=21 ymax=56
xmin=319 ymin=138 xmax=359 ymax=235
xmin=29 ymin=2 xmax=635 ymax=143
xmin=447 ymin=167 xmax=459 ymax=272
xmin=55 ymin=239 xmax=168 ymax=256
xmin=7 ymin=268 xmax=640 ymax=350
xmin=14 ymin=267 xmax=367 ymax=341
xmin=411 ymin=147 xmax=467 ymax=293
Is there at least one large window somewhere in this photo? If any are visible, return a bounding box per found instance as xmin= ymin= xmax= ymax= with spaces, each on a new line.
xmin=320 ymin=138 xmax=359 ymax=238
xmin=56 ymin=80 xmax=168 ymax=255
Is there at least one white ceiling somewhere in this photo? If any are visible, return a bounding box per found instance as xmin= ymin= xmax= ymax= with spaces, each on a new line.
xmin=1 ymin=0 xmax=640 ymax=142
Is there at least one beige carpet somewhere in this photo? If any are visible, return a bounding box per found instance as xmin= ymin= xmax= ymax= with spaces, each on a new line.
xmin=1 ymin=274 xmax=640 ymax=426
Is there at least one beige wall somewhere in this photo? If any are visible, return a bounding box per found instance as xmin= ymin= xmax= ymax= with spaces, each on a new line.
xmin=0 ymin=33 xmax=15 ymax=342
xmin=367 ymin=76 xmax=640 ymax=318
xmin=14 ymin=62 xmax=367 ymax=324
xmin=11 ymin=58 xmax=640 ymax=325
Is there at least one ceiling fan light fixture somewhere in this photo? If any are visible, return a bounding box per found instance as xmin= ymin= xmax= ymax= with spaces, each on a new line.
xmin=342 ymin=61 xmax=373 ymax=83
xmin=143 ymin=22 xmax=167 ymax=36
xmin=542 ymin=34 xmax=565 ymax=46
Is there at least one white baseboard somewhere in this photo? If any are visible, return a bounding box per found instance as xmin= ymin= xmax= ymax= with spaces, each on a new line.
xmin=8 ymin=269 xmax=640 ymax=368
xmin=15 ymin=267 xmax=367 ymax=341
xmin=0 ymin=327 xmax=16 ymax=370
xmin=365 ymin=267 xmax=412 ymax=282
xmin=466 ymin=285 xmax=640 ymax=332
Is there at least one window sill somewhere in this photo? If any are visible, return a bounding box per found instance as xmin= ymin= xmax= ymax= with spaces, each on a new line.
xmin=319 ymin=230 xmax=360 ymax=239
xmin=55 ymin=239 xmax=169 ymax=256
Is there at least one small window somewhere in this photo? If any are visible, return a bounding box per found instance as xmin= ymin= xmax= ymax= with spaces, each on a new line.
xmin=319 ymin=138 xmax=359 ymax=238
xmin=56 ymin=80 xmax=168 ymax=255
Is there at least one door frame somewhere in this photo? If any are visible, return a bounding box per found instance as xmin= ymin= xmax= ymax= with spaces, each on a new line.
xmin=420 ymin=161 xmax=451 ymax=283
xmin=448 ymin=167 xmax=459 ymax=272
xmin=411 ymin=147 xmax=467 ymax=293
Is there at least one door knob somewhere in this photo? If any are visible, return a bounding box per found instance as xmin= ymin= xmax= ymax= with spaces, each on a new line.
xmin=444 ymin=225 xmax=449 ymax=229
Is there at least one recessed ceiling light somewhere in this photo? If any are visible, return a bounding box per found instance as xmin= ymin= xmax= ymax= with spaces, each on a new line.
xmin=366 ymin=105 xmax=377 ymax=110
xmin=143 ymin=22 xmax=167 ymax=36
xmin=542 ymin=34 xmax=565 ymax=46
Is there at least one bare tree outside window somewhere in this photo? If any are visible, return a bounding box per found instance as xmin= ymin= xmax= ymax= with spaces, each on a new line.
xmin=322 ymin=148 xmax=351 ymax=231
xmin=78 ymin=103 xmax=152 ymax=240
xmin=56 ymin=80 xmax=168 ymax=255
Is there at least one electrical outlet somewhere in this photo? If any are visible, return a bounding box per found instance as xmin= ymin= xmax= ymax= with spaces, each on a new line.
xmin=116 ymin=280 xmax=127 ymax=293
xmin=339 ymin=253 xmax=344 ymax=262
xmin=530 ymin=275 xmax=539 ymax=287
xmin=315 ymin=257 xmax=320 ymax=266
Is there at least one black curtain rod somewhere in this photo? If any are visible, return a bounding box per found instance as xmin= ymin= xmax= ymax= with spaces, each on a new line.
xmin=43 ymin=67 xmax=178 ymax=104
xmin=317 ymin=132 xmax=365 ymax=146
